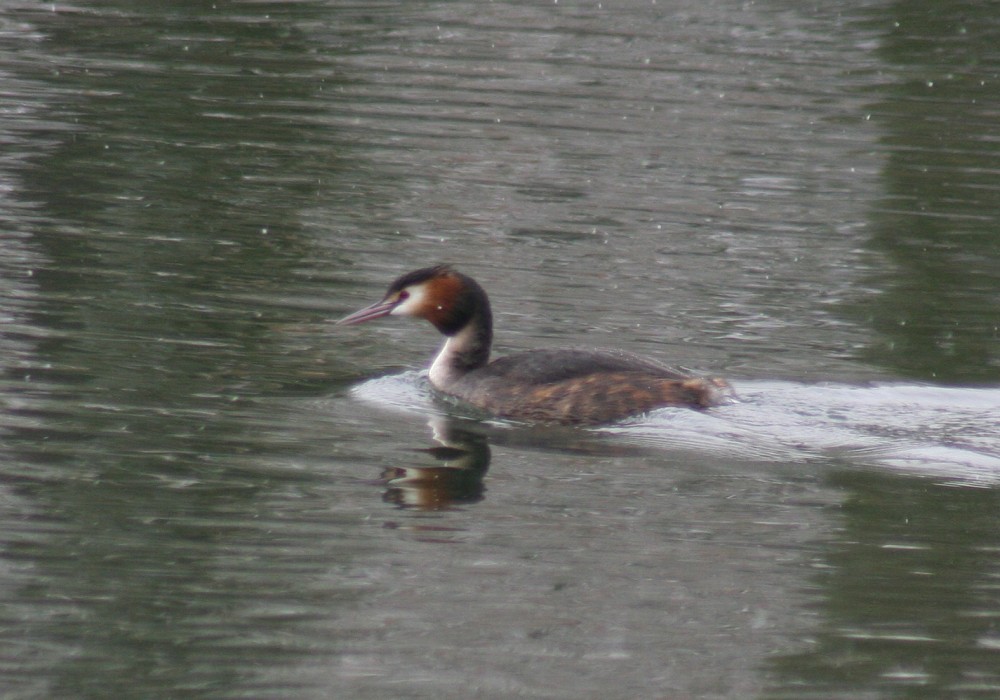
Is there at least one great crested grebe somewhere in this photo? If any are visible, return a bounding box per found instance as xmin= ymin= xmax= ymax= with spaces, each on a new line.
xmin=338 ymin=265 xmax=729 ymax=425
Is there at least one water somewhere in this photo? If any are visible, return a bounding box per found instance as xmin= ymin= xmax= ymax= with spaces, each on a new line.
xmin=1 ymin=1 xmax=999 ymax=698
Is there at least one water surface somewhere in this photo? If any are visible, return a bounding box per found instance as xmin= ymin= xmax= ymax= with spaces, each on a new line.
xmin=1 ymin=1 xmax=999 ymax=698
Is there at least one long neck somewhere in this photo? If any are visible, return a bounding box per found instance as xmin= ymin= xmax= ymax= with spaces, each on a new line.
xmin=428 ymin=308 xmax=492 ymax=390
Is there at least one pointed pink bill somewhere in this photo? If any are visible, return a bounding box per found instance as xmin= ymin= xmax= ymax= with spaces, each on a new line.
xmin=336 ymin=297 xmax=399 ymax=325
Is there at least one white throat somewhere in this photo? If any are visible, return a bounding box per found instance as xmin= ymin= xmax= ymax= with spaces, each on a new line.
xmin=428 ymin=323 xmax=478 ymax=390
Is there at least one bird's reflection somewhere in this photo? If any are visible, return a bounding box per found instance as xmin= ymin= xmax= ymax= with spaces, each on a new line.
xmin=381 ymin=417 xmax=491 ymax=510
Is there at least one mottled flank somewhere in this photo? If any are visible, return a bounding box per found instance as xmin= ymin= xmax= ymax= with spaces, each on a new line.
xmin=451 ymin=368 xmax=731 ymax=425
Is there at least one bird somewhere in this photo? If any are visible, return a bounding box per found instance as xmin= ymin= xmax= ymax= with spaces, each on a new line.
xmin=338 ymin=264 xmax=729 ymax=425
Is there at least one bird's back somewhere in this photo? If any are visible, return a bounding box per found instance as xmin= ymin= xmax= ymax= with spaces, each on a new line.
xmin=443 ymin=347 xmax=728 ymax=424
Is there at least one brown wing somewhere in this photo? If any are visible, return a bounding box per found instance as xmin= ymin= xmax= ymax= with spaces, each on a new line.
xmin=478 ymin=371 xmax=728 ymax=425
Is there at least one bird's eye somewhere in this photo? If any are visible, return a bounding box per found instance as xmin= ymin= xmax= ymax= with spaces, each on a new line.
xmin=398 ymin=290 xmax=410 ymax=301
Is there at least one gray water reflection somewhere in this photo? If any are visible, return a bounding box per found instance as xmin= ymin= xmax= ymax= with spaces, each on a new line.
xmin=1 ymin=0 xmax=999 ymax=698
xmin=853 ymin=1 xmax=1000 ymax=382
xmin=769 ymin=471 xmax=1000 ymax=699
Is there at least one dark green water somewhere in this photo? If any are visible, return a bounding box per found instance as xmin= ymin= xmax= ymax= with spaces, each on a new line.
xmin=1 ymin=1 xmax=998 ymax=698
